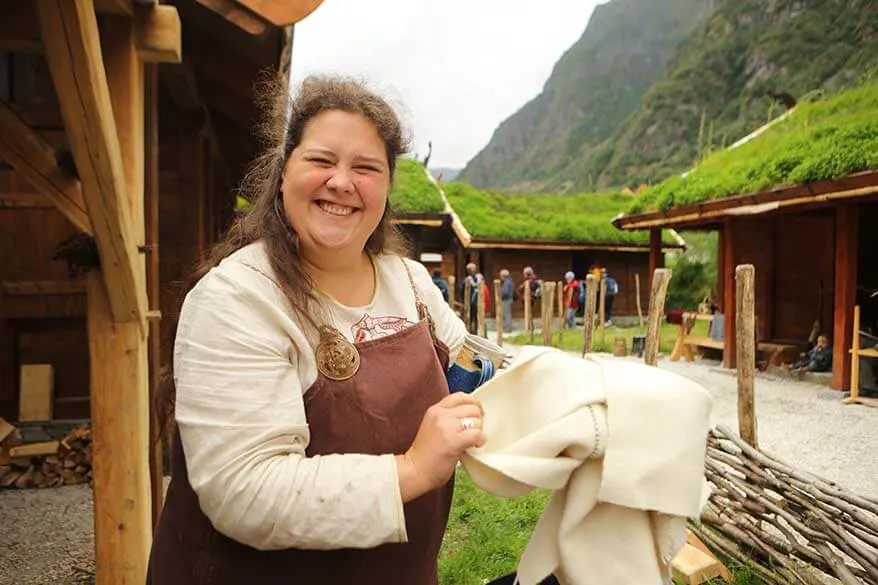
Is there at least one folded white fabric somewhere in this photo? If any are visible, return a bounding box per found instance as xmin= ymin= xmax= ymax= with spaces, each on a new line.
xmin=459 ymin=346 xmax=712 ymax=585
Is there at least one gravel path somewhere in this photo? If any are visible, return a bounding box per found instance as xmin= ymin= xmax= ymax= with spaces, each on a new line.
xmin=1 ymin=350 xmax=875 ymax=583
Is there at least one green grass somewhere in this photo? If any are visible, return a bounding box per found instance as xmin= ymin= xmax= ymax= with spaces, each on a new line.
xmin=441 ymin=471 xmax=765 ymax=584
xmin=390 ymin=158 xmax=445 ymax=213
xmin=507 ymin=320 xmax=709 ymax=356
xmin=440 ymin=469 xmax=551 ymax=584
xmin=444 ymin=182 xmax=680 ymax=245
xmin=630 ymin=80 xmax=878 ymax=213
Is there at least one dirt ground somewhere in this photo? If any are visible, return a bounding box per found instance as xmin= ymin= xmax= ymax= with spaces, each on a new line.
xmin=0 ymin=351 xmax=875 ymax=584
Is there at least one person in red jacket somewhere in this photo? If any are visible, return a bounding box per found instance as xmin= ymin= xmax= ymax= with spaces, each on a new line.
xmin=562 ymin=271 xmax=580 ymax=329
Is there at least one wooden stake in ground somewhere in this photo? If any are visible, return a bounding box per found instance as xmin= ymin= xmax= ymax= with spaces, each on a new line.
xmin=644 ymin=268 xmax=672 ymax=366
xmin=581 ymin=274 xmax=598 ymax=357
xmin=493 ymin=278 xmax=503 ymax=346
xmin=556 ymin=281 xmax=565 ymax=341
xmin=477 ymin=282 xmax=486 ymax=338
xmin=635 ymin=273 xmax=644 ymax=327
xmin=524 ymin=280 xmax=533 ymax=341
xmin=542 ymin=282 xmax=555 ymax=346
xmin=735 ymin=264 xmax=758 ymax=447
xmin=598 ymin=278 xmax=607 ymax=349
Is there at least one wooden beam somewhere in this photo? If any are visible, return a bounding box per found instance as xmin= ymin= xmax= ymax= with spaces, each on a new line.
xmin=648 ymin=228 xmax=664 ymax=290
xmin=144 ymin=62 xmax=164 ymax=530
xmin=0 ymin=0 xmax=177 ymax=63
xmin=134 ymin=4 xmax=181 ymax=64
xmin=87 ymin=271 xmax=151 ymax=585
xmin=35 ymin=0 xmax=145 ymax=324
xmin=0 ymin=100 xmax=93 ymax=233
xmin=723 ymin=219 xmax=737 ymax=369
xmin=832 ymin=203 xmax=858 ymax=391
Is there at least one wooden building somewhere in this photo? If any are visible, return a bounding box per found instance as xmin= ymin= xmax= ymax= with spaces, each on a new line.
xmin=0 ymin=0 xmax=321 ymax=582
xmin=613 ymin=82 xmax=878 ymax=392
xmin=406 ymin=179 xmax=685 ymax=317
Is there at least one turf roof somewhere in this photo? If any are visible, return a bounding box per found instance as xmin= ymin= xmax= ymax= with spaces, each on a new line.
xmin=629 ymin=80 xmax=878 ymax=214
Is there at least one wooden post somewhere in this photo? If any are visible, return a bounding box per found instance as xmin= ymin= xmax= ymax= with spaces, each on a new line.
xmin=735 ymin=264 xmax=758 ymax=447
xmin=635 ymin=273 xmax=644 ymax=327
xmin=464 ymin=278 xmax=472 ymax=333
xmin=644 ymin=268 xmax=672 ymax=366
xmin=556 ymin=280 xmax=564 ymax=340
xmin=448 ymin=275 xmax=456 ymax=311
xmin=477 ymin=283 xmax=486 ymax=338
xmin=832 ymin=203 xmax=858 ymax=391
xmin=581 ymin=274 xmax=598 ymax=357
xmin=524 ymin=280 xmax=532 ymax=341
xmin=493 ymin=278 xmax=503 ymax=346
xmin=598 ymin=278 xmax=607 ymax=350
xmin=87 ymin=273 xmax=151 ymax=585
xmin=648 ymin=229 xmax=664 ymax=290
xmin=722 ymin=219 xmax=737 ymax=369
xmin=144 ymin=63 xmax=163 ymax=528
xmin=542 ymin=282 xmax=555 ymax=346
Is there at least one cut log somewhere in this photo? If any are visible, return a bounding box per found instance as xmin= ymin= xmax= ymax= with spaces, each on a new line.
xmin=672 ymin=542 xmax=730 ymax=584
xmin=9 ymin=440 xmax=59 ymax=458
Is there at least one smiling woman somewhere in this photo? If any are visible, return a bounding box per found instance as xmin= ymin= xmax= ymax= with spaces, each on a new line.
xmin=147 ymin=75 xmax=487 ymax=584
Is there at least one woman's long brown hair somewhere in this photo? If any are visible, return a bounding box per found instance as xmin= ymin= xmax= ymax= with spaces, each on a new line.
xmin=157 ymin=74 xmax=412 ymax=434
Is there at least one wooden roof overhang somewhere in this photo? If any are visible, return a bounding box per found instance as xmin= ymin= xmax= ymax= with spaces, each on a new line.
xmin=612 ymin=170 xmax=878 ymax=232
xmin=462 ymin=238 xmax=685 ymax=253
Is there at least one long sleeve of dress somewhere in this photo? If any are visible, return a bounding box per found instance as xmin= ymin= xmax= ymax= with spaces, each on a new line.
xmin=173 ymin=268 xmax=407 ymax=552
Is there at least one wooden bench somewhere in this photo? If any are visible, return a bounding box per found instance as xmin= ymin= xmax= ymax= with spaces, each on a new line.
xmin=670 ymin=312 xmax=803 ymax=366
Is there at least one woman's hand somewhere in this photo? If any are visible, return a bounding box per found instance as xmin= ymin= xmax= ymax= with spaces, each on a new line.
xmin=395 ymin=392 xmax=486 ymax=502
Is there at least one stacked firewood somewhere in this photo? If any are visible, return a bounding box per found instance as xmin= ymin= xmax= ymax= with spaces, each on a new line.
xmin=696 ymin=425 xmax=878 ymax=585
xmin=0 ymin=419 xmax=93 ymax=489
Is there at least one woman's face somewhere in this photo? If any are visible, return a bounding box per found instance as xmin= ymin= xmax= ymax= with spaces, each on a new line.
xmin=281 ymin=110 xmax=390 ymax=256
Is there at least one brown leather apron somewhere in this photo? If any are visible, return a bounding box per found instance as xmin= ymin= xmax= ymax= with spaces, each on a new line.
xmin=148 ymin=277 xmax=453 ymax=584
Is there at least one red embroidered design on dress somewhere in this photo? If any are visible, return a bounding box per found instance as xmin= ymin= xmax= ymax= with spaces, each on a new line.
xmin=351 ymin=314 xmax=414 ymax=342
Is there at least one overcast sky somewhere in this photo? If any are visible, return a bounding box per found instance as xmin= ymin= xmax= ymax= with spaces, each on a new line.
xmin=291 ymin=1 xmax=601 ymax=170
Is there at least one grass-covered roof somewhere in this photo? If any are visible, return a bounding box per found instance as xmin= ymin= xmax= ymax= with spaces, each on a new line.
xmin=443 ymin=182 xmax=679 ymax=246
xmin=389 ymin=158 xmax=445 ymax=214
xmin=629 ymin=80 xmax=878 ymax=214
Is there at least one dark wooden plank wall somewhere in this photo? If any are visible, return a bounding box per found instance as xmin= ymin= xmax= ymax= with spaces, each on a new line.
xmin=729 ymin=211 xmax=835 ymax=344
xmin=0 ymin=54 xmax=89 ymax=421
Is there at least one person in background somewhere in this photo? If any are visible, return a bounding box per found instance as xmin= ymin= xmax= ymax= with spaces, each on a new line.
xmin=463 ymin=262 xmax=478 ymax=334
xmin=475 ymin=273 xmax=491 ymax=318
xmin=601 ymin=268 xmax=618 ymax=326
xmin=787 ymin=335 xmax=833 ymax=374
xmin=499 ymin=269 xmax=514 ymax=331
xmin=562 ymin=271 xmax=580 ymax=329
xmin=432 ymin=269 xmax=449 ymax=303
xmin=147 ymin=75 xmax=486 ymax=585
xmin=519 ymin=266 xmax=540 ymax=301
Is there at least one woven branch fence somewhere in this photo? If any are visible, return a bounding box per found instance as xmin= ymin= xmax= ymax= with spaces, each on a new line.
xmin=695 ymin=426 xmax=878 ymax=585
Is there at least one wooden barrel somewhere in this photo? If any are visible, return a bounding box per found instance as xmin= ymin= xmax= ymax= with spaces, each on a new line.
xmin=612 ymin=337 xmax=628 ymax=357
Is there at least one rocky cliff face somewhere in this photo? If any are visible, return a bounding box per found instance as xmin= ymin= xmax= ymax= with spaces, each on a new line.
xmin=460 ymin=0 xmax=878 ymax=192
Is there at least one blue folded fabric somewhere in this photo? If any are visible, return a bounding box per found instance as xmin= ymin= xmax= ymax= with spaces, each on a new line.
xmin=447 ymin=354 xmax=496 ymax=394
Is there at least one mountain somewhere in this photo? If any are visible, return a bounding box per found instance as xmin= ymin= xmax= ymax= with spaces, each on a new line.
xmin=590 ymin=0 xmax=878 ymax=188
xmin=457 ymin=0 xmax=713 ymax=192
xmin=460 ymin=0 xmax=878 ymax=193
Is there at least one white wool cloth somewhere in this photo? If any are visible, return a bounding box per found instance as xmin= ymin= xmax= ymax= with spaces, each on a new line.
xmin=460 ymin=346 xmax=712 ymax=585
